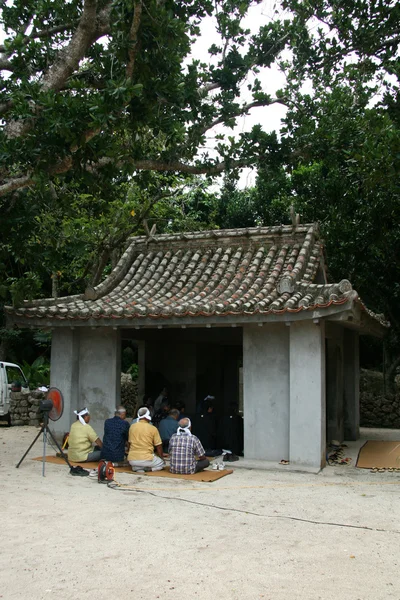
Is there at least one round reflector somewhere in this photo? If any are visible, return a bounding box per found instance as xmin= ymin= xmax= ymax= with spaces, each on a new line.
xmin=46 ymin=387 xmax=64 ymax=421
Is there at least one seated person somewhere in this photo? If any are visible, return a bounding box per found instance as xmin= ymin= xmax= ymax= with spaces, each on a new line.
xmin=100 ymin=405 xmax=130 ymax=464
xmin=174 ymin=401 xmax=186 ymax=421
xmin=154 ymin=387 xmax=168 ymax=412
xmin=152 ymin=400 xmax=170 ymax=428
xmin=68 ymin=407 xmax=102 ymax=462
xmin=131 ymin=404 xmax=146 ymax=425
xmin=127 ymin=407 xmax=165 ymax=472
xmin=169 ymin=418 xmax=210 ymax=474
xmin=158 ymin=408 xmax=179 ymax=452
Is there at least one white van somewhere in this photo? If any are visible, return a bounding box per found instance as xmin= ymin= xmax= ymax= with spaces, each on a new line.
xmin=0 ymin=362 xmax=29 ymax=425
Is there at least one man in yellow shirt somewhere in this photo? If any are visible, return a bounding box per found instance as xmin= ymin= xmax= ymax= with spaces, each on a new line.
xmin=128 ymin=407 xmax=165 ymax=472
xmin=68 ymin=407 xmax=103 ymax=462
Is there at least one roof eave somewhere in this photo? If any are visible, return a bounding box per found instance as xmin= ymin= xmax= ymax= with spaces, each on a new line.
xmin=326 ymin=302 xmax=388 ymax=338
xmin=6 ymin=301 xmax=359 ymax=330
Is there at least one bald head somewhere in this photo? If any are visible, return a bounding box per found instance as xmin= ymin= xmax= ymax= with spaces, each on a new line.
xmin=178 ymin=418 xmax=190 ymax=429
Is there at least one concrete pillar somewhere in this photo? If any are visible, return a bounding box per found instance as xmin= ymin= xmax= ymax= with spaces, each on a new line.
xmin=78 ymin=328 xmax=121 ymax=438
xmin=343 ymin=329 xmax=360 ymax=440
xmin=243 ymin=324 xmax=290 ymax=461
xmin=326 ymin=337 xmax=344 ymax=443
xmin=289 ymin=321 xmax=326 ymax=468
xmin=50 ymin=328 xmax=79 ymax=439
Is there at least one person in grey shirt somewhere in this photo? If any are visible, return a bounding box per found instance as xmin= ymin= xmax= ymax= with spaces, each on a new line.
xmin=158 ymin=408 xmax=179 ymax=452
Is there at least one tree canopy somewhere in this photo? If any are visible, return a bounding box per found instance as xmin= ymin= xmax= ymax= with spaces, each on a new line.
xmin=1 ymin=0 xmax=400 ymax=375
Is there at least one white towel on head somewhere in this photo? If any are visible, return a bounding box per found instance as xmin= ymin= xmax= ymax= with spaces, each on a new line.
xmin=74 ymin=408 xmax=89 ymax=426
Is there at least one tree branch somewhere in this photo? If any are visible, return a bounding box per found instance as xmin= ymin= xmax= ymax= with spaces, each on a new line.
xmin=129 ymin=158 xmax=251 ymax=174
xmin=126 ymin=0 xmax=142 ymax=79
xmin=194 ymin=97 xmax=288 ymax=137
xmin=198 ymin=82 xmax=221 ymax=96
xmin=0 ymin=55 xmax=14 ymax=71
xmin=41 ymin=0 xmax=99 ymax=93
xmin=3 ymin=1 xmax=112 ymax=136
xmin=0 ymin=155 xmax=251 ymax=197
xmin=0 ymin=22 xmax=79 ymax=54
xmin=0 ymin=175 xmax=35 ymax=196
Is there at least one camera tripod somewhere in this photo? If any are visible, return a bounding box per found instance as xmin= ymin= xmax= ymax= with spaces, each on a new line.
xmin=16 ymin=411 xmax=72 ymax=477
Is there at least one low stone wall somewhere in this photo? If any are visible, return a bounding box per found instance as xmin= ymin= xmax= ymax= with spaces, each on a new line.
xmin=10 ymin=390 xmax=45 ymax=426
xmin=360 ymin=369 xmax=400 ymax=428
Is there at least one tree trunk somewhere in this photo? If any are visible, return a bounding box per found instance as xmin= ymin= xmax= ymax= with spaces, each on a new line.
xmin=111 ymin=248 xmax=120 ymax=269
xmin=91 ymin=250 xmax=110 ymax=286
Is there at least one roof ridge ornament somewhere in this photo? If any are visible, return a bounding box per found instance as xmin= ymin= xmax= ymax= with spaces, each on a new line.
xmin=143 ymin=219 xmax=157 ymax=237
xmin=83 ymin=285 xmax=97 ymax=301
xmin=290 ymin=204 xmax=300 ymax=232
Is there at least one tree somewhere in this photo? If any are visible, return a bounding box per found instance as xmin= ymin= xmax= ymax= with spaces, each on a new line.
xmin=0 ymin=0 xmax=290 ymax=199
xmin=0 ymin=0 xmax=294 ymax=358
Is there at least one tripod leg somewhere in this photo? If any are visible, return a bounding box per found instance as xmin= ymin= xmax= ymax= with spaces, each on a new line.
xmin=16 ymin=427 xmax=44 ymax=468
xmin=47 ymin=428 xmax=73 ymax=469
xmin=42 ymin=428 xmax=47 ymax=477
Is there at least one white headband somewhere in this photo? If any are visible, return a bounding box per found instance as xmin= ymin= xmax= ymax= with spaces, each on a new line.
xmin=74 ymin=408 xmax=89 ymax=425
xmin=137 ymin=408 xmax=152 ymax=421
xmin=177 ymin=418 xmax=192 ymax=436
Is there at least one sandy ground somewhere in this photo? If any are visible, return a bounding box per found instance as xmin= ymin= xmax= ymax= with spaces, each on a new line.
xmin=1 ymin=426 xmax=400 ymax=600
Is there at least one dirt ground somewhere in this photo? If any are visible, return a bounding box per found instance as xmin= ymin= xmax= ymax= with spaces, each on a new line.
xmin=1 ymin=426 xmax=400 ymax=600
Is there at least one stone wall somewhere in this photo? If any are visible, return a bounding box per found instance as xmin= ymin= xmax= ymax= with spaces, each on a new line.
xmin=120 ymin=373 xmax=139 ymax=417
xmin=360 ymin=369 xmax=400 ymax=428
xmin=10 ymin=390 xmax=45 ymax=426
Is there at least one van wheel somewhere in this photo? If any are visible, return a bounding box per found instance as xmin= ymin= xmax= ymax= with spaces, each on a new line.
xmin=6 ymin=413 xmax=11 ymax=427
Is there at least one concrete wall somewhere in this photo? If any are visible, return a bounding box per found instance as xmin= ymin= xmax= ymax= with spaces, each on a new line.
xmin=78 ymin=328 xmax=121 ymax=438
xmin=289 ymin=321 xmax=326 ymax=468
xmin=50 ymin=328 xmax=121 ymax=439
xmin=50 ymin=328 xmax=79 ymax=438
xmin=243 ymin=324 xmax=290 ymax=461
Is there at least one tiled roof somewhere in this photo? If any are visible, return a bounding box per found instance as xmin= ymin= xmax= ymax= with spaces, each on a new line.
xmin=5 ymin=224 xmax=388 ymax=327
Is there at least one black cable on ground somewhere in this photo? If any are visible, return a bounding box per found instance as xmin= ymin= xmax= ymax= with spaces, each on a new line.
xmin=106 ymin=481 xmax=400 ymax=535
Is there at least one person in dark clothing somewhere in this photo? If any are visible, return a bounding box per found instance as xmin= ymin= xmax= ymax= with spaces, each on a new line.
xmin=196 ymin=394 xmax=215 ymax=414
xmin=100 ymin=406 xmax=130 ymax=464
xmin=153 ymin=401 xmax=171 ymax=428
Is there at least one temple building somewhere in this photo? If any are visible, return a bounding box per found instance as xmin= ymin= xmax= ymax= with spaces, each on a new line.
xmin=6 ymin=223 xmax=387 ymax=468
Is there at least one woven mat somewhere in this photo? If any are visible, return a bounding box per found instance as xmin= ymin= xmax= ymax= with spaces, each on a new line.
xmin=142 ymin=466 xmax=233 ymax=481
xmin=33 ymin=455 xmax=233 ymax=481
xmin=356 ymin=441 xmax=400 ymax=469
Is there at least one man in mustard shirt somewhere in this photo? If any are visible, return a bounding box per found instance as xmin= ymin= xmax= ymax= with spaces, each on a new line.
xmin=68 ymin=407 xmax=103 ymax=462
xmin=128 ymin=407 xmax=165 ymax=472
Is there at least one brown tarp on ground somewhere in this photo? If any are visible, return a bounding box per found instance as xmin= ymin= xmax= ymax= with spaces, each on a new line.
xmin=33 ymin=455 xmax=233 ymax=481
xmin=356 ymin=441 xmax=400 ymax=469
